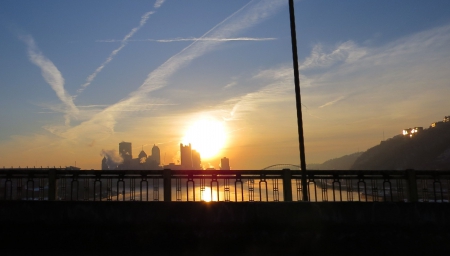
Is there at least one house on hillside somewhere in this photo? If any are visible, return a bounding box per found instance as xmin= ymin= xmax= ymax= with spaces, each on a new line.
xmin=403 ymin=127 xmax=423 ymax=137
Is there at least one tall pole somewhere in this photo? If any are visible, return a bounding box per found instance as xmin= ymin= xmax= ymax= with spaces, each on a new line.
xmin=289 ymin=0 xmax=308 ymax=201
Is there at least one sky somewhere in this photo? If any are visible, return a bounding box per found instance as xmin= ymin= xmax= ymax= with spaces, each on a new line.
xmin=1 ymin=0 xmax=450 ymax=170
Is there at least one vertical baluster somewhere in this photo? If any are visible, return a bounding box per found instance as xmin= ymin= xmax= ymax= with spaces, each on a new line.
xmin=17 ymin=178 xmax=23 ymax=200
xmin=39 ymin=178 xmax=45 ymax=201
xmin=71 ymin=175 xmax=79 ymax=201
xmin=295 ymin=178 xmax=302 ymax=201
xmin=199 ymin=177 xmax=205 ymax=202
xmin=382 ymin=174 xmax=393 ymax=202
xmin=140 ymin=175 xmax=148 ymax=201
xmin=396 ymin=179 xmax=404 ymax=202
xmin=432 ymin=174 xmax=443 ymax=203
xmin=321 ymin=179 xmax=328 ymax=202
xmin=211 ymin=174 xmax=219 ymax=202
xmin=117 ymin=175 xmax=125 ymax=201
xmin=5 ymin=176 xmax=12 ymax=200
xmin=83 ymin=177 xmax=89 ymax=201
xmin=235 ymin=174 xmax=243 ymax=202
xmin=308 ymin=178 xmax=317 ymax=202
xmin=107 ymin=177 xmax=112 ymax=201
xmin=224 ymin=178 xmax=230 ymax=202
xmin=332 ymin=175 xmax=342 ymax=202
xmin=26 ymin=175 xmax=34 ymax=201
xmin=153 ymin=178 xmax=159 ymax=201
xmin=130 ymin=177 xmax=136 ymax=201
xmin=357 ymin=175 xmax=367 ymax=202
xmin=248 ymin=179 xmax=254 ymax=202
xmin=371 ymin=178 xmax=378 ymax=202
xmin=272 ymin=179 xmax=279 ymax=202
xmin=176 ymin=178 xmax=182 ymax=201
xmin=94 ymin=175 xmax=102 ymax=201
xmin=259 ymin=174 xmax=268 ymax=202
xmin=186 ymin=174 xmax=195 ymax=201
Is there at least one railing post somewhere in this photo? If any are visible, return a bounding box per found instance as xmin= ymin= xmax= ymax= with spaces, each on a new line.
xmin=283 ymin=169 xmax=292 ymax=202
xmin=406 ymin=169 xmax=418 ymax=202
xmin=163 ymin=169 xmax=172 ymax=202
xmin=48 ymin=169 xmax=57 ymax=201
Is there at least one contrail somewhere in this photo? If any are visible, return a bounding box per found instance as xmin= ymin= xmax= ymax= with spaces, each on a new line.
xmin=76 ymin=10 xmax=155 ymax=95
xmin=63 ymin=0 xmax=286 ymax=136
xmin=154 ymin=0 xmax=165 ymax=9
xmin=96 ymin=37 xmax=277 ymax=43
xmin=21 ymin=35 xmax=79 ymax=125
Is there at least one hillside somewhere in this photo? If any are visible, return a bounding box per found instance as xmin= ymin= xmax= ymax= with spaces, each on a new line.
xmin=307 ymin=152 xmax=363 ymax=170
xmin=351 ymin=122 xmax=450 ymax=170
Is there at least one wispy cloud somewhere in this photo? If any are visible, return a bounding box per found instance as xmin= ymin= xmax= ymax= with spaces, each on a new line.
xmin=318 ymin=96 xmax=345 ymax=108
xmin=67 ymin=0 xmax=286 ymax=134
xmin=21 ymin=35 xmax=79 ymax=125
xmin=300 ymin=41 xmax=367 ymax=70
xmin=154 ymin=0 xmax=165 ymax=9
xmin=223 ymin=81 xmax=238 ymax=90
xmin=96 ymin=37 xmax=277 ymax=43
xmin=76 ymin=10 xmax=155 ymax=95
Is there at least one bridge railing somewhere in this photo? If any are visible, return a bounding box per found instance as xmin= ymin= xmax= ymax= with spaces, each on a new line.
xmin=0 ymin=169 xmax=449 ymax=202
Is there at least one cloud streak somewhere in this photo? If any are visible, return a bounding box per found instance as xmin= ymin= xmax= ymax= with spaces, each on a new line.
xmin=68 ymin=0 xmax=286 ymax=133
xmin=96 ymin=37 xmax=277 ymax=43
xmin=154 ymin=0 xmax=165 ymax=9
xmin=76 ymin=10 xmax=155 ymax=95
xmin=22 ymin=35 xmax=79 ymax=125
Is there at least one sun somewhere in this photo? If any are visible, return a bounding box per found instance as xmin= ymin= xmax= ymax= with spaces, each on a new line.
xmin=182 ymin=117 xmax=227 ymax=159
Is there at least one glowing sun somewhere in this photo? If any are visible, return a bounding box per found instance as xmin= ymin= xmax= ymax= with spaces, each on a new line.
xmin=182 ymin=118 xmax=227 ymax=159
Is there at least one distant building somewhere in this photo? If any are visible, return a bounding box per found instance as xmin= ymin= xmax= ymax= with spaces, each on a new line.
xmin=431 ymin=121 xmax=444 ymax=128
xmin=104 ymin=142 xmax=162 ymax=170
xmin=180 ymin=143 xmax=193 ymax=169
xmin=101 ymin=156 xmax=108 ymax=170
xmin=192 ymin=150 xmax=201 ymax=170
xmin=402 ymin=127 xmax=423 ymax=137
xmin=119 ymin=142 xmax=132 ymax=166
xmin=150 ymin=144 xmax=161 ymax=165
xmin=220 ymin=157 xmax=230 ymax=170
xmin=444 ymin=116 xmax=450 ymax=123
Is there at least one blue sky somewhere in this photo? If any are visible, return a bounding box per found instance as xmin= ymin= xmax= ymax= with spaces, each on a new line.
xmin=1 ymin=0 xmax=450 ymax=169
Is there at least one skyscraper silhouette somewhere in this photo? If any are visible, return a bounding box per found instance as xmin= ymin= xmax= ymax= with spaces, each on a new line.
xmin=220 ymin=157 xmax=230 ymax=170
xmin=180 ymin=143 xmax=193 ymax=169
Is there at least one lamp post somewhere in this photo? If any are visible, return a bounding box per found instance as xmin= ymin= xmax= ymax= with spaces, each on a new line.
xmin=289 ymin=0 xmax=308 ymax=201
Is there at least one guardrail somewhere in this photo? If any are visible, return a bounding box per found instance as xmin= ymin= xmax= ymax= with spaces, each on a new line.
xmin=0 ymin=169 xmax=449 ymax=202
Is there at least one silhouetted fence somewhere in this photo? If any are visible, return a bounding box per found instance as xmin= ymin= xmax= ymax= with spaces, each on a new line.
xmin=0 ymin=169 xmax=449 ymax=202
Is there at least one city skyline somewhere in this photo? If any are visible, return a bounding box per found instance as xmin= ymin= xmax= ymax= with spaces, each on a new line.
xmin=1 ymin=1 xmax=450 ymax=170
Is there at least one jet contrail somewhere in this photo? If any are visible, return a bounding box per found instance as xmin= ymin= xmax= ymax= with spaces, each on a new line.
xmin=96 ymin=37 xmax=277 ymax=43
xmin=154 ymin=0 xmax=165 ymax=9
xmin=22 ymin=35 xmax=79 ymax=125
xmin=76 ymin=10 xmax=155 ymax=95
xmin=63 ymin=0 xmax=286 ymax=137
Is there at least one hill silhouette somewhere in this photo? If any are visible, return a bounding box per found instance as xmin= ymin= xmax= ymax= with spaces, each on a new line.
xmin=351 ymin=122 xmax=450 ymax=170
xmin=307 ymin=152 xmax=363 ymax=170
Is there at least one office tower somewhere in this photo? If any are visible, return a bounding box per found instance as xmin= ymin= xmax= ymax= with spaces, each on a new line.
xmin=220 ymin=157 xmax=230 ymax=170
xmin=101 ymin=156 xmax=108 ymax=170
xmin=180 ymin=143 xmax=193 ymax=169
xmin=192 ymin=150 xmax=201 ymax=170
xmin=151 ymin=144 xmax=161 ymax=165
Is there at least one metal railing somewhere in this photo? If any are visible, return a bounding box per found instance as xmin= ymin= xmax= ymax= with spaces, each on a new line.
xmin=0 ymin=169 xmax=449 ymax=202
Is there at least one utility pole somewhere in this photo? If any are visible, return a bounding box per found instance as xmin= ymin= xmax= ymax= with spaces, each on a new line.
xmin=289 ymin=0 xmax=308 ymax=201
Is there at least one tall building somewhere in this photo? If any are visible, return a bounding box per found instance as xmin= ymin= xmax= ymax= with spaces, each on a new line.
xmin=192 ymin=150 xmax=201 ymax=170
xmin=220 ymin=157 xmax=230 ymax=170
xmin=101 ymin=156 xmax=108 ymax=170
xmin=119 ymin=142 xmax=132 ymax=166
xmin=180 ymin=143 xmax=193 ymax=169
xmin=151 ymin=144 xmax=161 ymax=165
